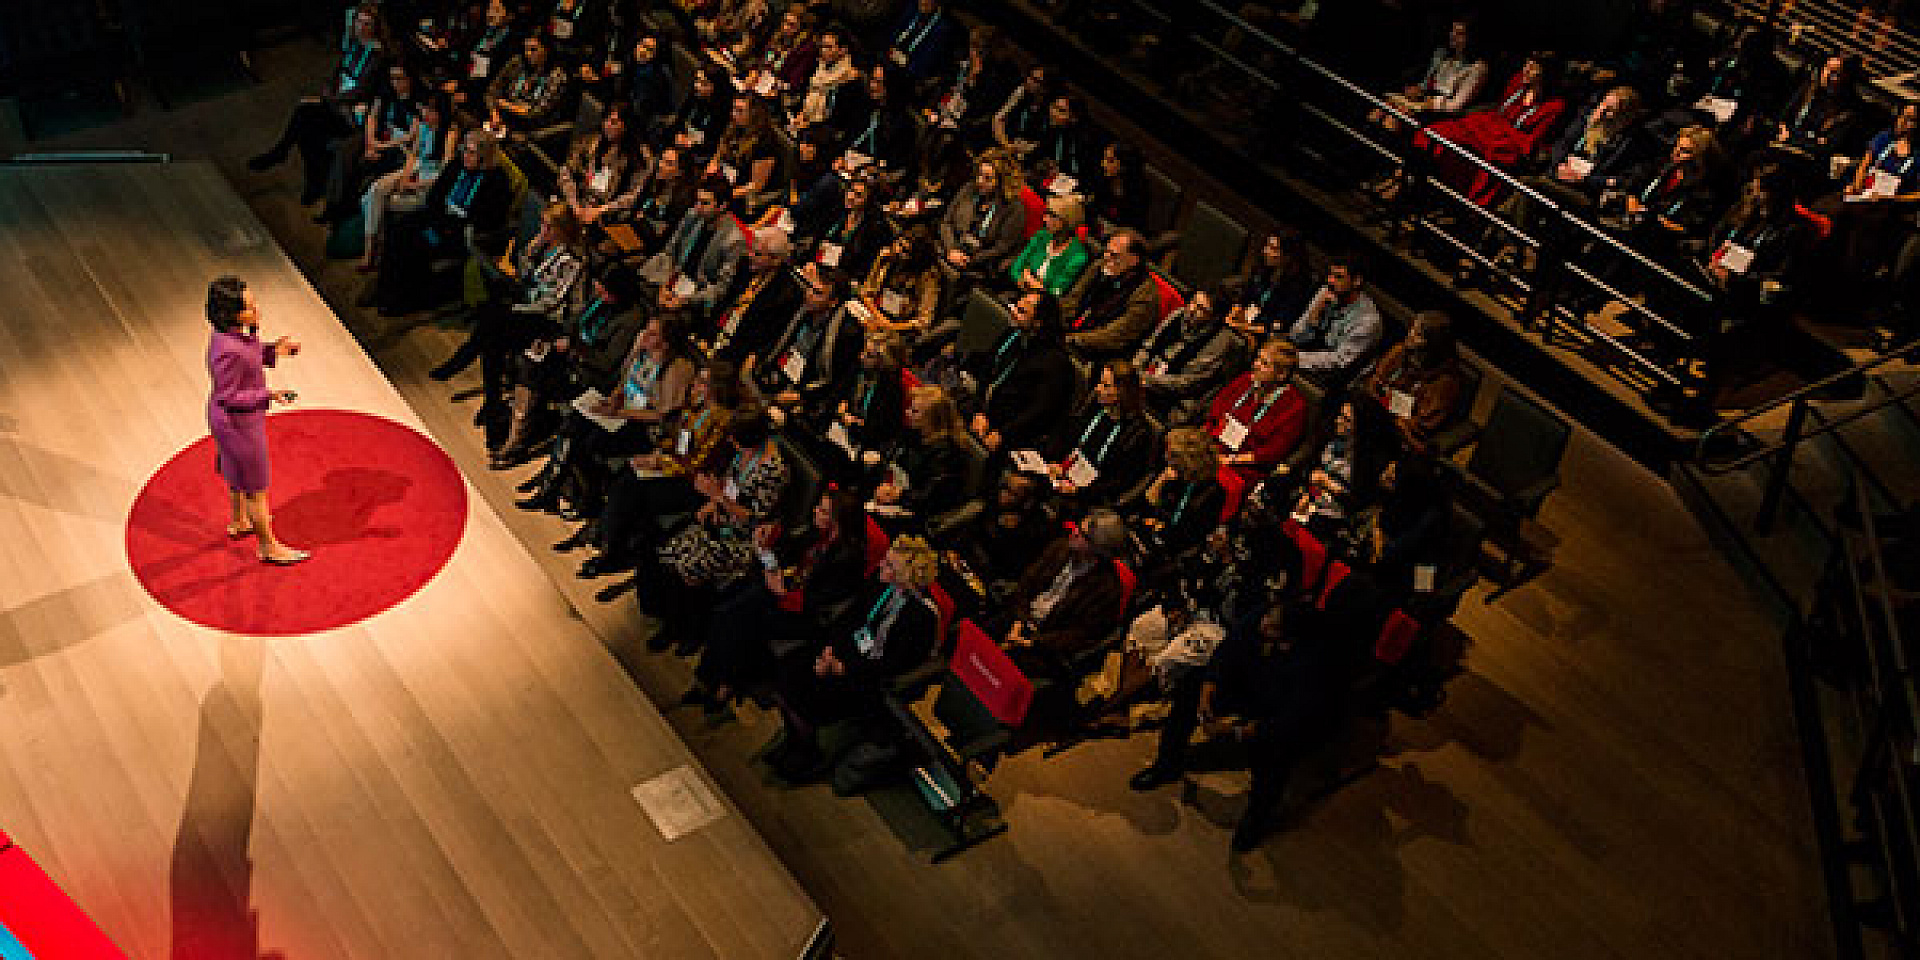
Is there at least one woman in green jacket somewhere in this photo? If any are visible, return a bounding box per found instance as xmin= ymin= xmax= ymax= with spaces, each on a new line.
xmin=1009 ymin=194 xmax=1092 ymax=295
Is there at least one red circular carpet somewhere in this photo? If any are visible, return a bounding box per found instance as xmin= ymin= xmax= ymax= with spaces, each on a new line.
xmin=126 ymin=409 xmax=468 ymax=636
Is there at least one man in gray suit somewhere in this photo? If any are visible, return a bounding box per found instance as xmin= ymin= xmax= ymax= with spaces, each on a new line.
xmin=641 ymin=176 xmax=748 ymax=324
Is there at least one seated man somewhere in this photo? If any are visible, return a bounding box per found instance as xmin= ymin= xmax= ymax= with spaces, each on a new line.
xmin=1289 ymin=255 xmax=1384 ymax=385
xmin=1003 ymin=509 xmax=1132 ymax=680
xmin=1062 ymin=228 xmax=1158 ymax=362
xmin=713 ymin=226 xmax=802 ymax=361
xmin=641 ymin=177 xmax=748 ymax=328
xmin=1133 ymin=283 xmax=1248 ymax=424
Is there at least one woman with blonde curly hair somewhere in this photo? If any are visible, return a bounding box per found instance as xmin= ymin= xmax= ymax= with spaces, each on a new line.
xmin=937 ymin=150 xmax=1029 ymax=279
xmin=1136 ymin=426 xmax=1227 ymax=562
xmin=871 ymin=383 xmax=971 ymax=525
xmin=767 ymin=534 xmax=943 ymax=782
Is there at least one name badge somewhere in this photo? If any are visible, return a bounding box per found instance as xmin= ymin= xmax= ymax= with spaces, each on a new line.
xmin=686 ymin=128 xmax=706 ymax=146
xmin=724 ymin=477 xmax=740 ymax=501
xmin=827 ymin=419 xmax=857 ymax=457
xmin=552 ymin=18 xmax=574 ymax=39
xmin=1713 ymin=241 xmax=1755 ymax=276
xmin=1565 ymin=155 xmax=1595 ymax=179
xmin=880 ymin=290 xmax=907 ymax=316
xmin=1388 ymin=389 xmax=1416 ymax=418
xmin=1217 ymin=415 xmax=1250 ymax=452
xmin=719 ymin=162 xmax=739 ymax=185
xmin=677 ymin=428 xmax=692 ymax=455
xmin=753 ymin=73 xmax=778 ymax=96
xmin=818 ymin=243 xmax=843 ymax=267
xmin=1412 ymin=564 xmax=1438 ymax=593
xmin=889 ymin=48 xmax=909 ymax=67
xmin=1045 ymin=174 xmax=1078 ymax=196
xmin=1063 ymin=449 xmax=1099 ymax=490
xmin=470 ymin=54 xmax=491 ymax=78
xmin=589 ymin=166 xmax=612 ymax=193
xmin=721 ymin=309 xmax=743 ymax=338
xmin=780 ymin=348 xmax=807 ymax=383
xmin=523 ymin=340 xmax=552 ymax=363
xmin=1145 ymin=359 xmax=1168 ymax=377
xmin=1865 ymin=168 xmax=1901 ymax=199
xmin=672 ymin=275 xmax=698 ymax=299
xmin=843 ymin=151 xmax=872 ymax=171
xmin=1695 ymin=95 xmax=1737 ymax=124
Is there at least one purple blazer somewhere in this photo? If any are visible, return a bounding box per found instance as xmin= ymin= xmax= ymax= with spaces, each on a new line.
xmin=206 ymin=328 xmax=279 ymax=492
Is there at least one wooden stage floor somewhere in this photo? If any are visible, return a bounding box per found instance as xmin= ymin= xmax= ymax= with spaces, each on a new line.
xmin=0 ymin=162 xmax=820 ymax=958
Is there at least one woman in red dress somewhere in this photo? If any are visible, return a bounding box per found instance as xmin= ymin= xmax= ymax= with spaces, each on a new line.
xmin=1415 ymin=53 xmax=1568 ymax=206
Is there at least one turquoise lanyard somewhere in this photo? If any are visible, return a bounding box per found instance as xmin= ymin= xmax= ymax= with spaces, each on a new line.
xmin=577 ymin=296 xmax=609 ymax=343
xmin=898 ymin=13 xmax=939 ymax=55
xmin=1231 ymin=381 xmax=1286 ymax=424
xmin=1076 ymin=411 xmax=1122 ymax=465
xmin=854 ymin=586 xmax=899 ymax=653
xmin=858 ymin=376 xmax=878 ymax=419
xmin=341 ymin=43 xmax=373 ymax=90
xmin=449 ymin=170 xmax=482 ymax=210
xmin=989 ymin=332 xmax=1023 ymax=391
xmin=623 ymin=353 xmax=662 ymax=404
xmin=1876 ymin=140 xmax=1916 ymax=179
xmin=1168 ymin=481 xmax=1196 ymax=527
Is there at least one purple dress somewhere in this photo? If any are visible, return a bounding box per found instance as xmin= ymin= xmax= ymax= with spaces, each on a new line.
xmin=206 ymin=328 xmax=279 ymax=493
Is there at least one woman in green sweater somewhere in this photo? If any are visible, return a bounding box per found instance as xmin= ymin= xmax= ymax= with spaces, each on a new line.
xmin=1009 ymin=194 xmax=1092 ymax=295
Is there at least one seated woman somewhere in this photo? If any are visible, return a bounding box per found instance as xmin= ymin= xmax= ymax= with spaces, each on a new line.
xmin=319 ymin=62 xmax=420 ymax=224
xmin=1086 ymin=141 xmax=1147 ymax=238
xmin=964 ymin=290 xmax=1077 ymax=455
xmin=1226 ymin=229 xmax=1315 ymax=338
xmin=520 ymin=310 xmax=697 ymax=516
xmin=1410 ymin=52 xmax=1568 ymax=206
xmin=859 ymin=227 xmax=946 ymax=343
xmin=1350 ymin=455 xmax=1451 ymax=602
xmin=1275 ymin=397 xmax=1400 ymax=545
xmin=1038 ymin=360 xmax=1159 ymax=511
xmin=604 ymin=31 xmax=675 ymax=132
xmin=250 ymin=4 xmax=390 ymax=205
xmin=1358 ymin=310 xmax=1469 ymax=452
xmin=358 ymin=93 xmax=458 ymax=272
xmin=708 ymin=94 xmax=786 ymax=215
xmin=558 ymin=100 xmax=647 ymax=240
xmin=1764 ymin=54 xmax=1864 ymax=159
xmin=869 ymin=383 xmax=973 ymax=529
xmin=765 ymin=535 xmax=943 ymax=782
xmin=737 ymin=5 xmax=818 ymax=100
xmin=1601 ymin=124 xmax=1720 ymax=271
xmin=429 ymin=200 xmax=588 ymax=458
xmin=1204 ymin=338 xmax=1308 ymax=485
xmin=797 ymin=173 xmax=892 ymax=278
xmin=650 ymin=406 xmax=790 ymax=630
xmin=485 ymin=33 xmax=571 ymax=136
xmin=444 ymin=0 xmax=517 ymax=114
xmin=1835 ymin=103 xmax=1920 ymax=275
xmin=627 ymin=145 xmax=699 ymax=255
xmin=789 ymin=27 xmax=863 ymax=138
xmin=580 ymin=358 xmax=747 ymax=585
xmin=842 ymin=63 xmax=920 ymax=182
xmin=1026 ymin=93 xmax=1100 ymax=190
xmin=1009 ymin=194 xmax=1093 ymax=297
xmin=664 ymin=64 xmax=732 ymax=160
xmin=690 ymin=488 xmax=874 ymax=715
xmin=369 ymin=128 xmax=514 ymax=315
xmin=1133 ymin=426 xmax=1228 ymax=584
xmin=936 ymin=150 xmax=1029 ymax=285
xmin=819 ymin=330 xmax=908 ymax=464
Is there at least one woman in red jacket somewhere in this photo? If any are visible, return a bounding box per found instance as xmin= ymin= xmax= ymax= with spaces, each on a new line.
xmin=1414 ymin=52 xmax=1568 ymax=206
xmin=1205 ymin=339 xmax=1307 ymax=485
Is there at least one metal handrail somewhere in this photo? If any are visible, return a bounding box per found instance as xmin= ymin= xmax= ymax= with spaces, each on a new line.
xmin=1693 ymin=336 xmax=1920 ymax=473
